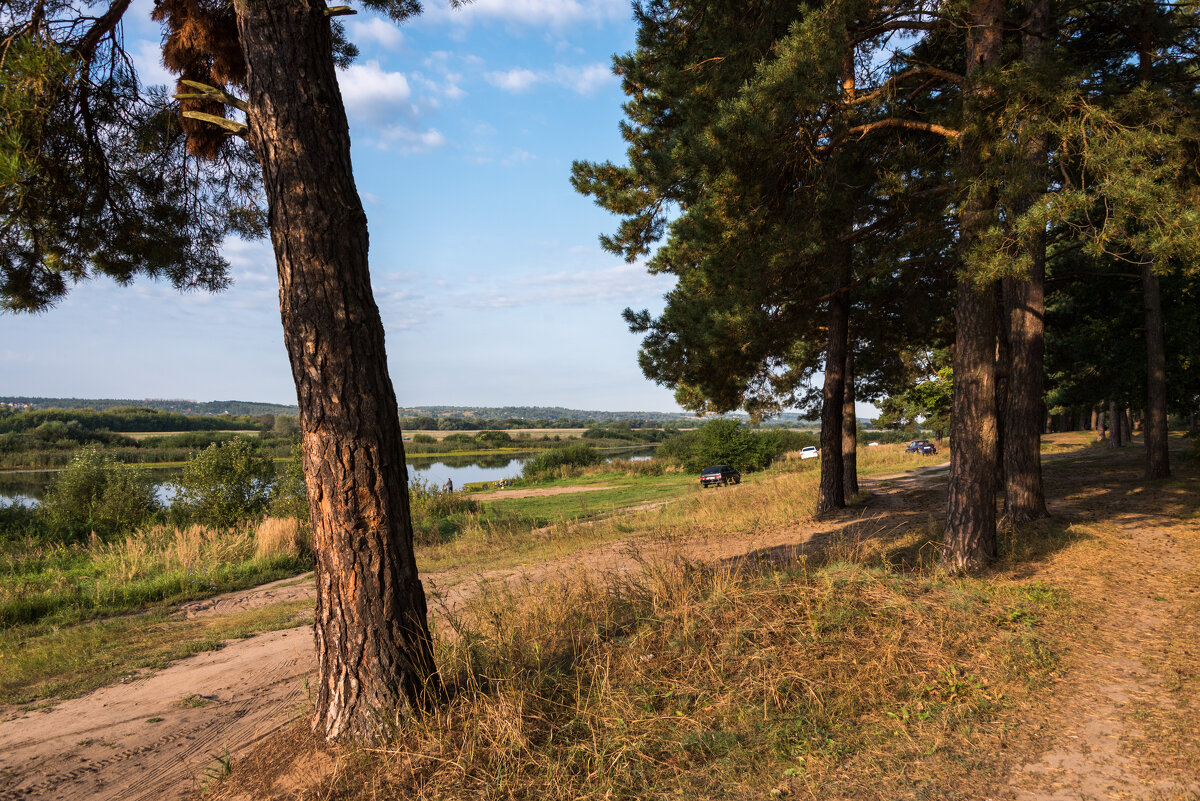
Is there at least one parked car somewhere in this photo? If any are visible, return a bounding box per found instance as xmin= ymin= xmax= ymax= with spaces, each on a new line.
xmin=799 ymin=446 xmax=819 ymax=460
xmin=905 ymin=439 xmax=937 ymax=455
xmin=699 ymin=464 xmax=741 ymax=488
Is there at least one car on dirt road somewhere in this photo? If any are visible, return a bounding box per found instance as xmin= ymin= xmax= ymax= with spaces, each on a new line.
xmin=699 ymin=465 xmax=741 ymax=488
xmin=799 ymin=446 xmax=819 ymax=460
xmin=905 ymin=439 xmax=937 ymax=455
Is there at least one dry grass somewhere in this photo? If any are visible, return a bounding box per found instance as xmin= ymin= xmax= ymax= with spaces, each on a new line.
xmin=213 ymin=536 xmax=1070 ymax=801
xmin=254 ymin=517 xmax=311 ymax=560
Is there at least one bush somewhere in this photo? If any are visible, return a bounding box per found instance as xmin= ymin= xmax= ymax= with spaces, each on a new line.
xmin=412 ymin=434 xmax=437 ymax=444
xmin=173 ymin=439 xmax=275 ymax=528
xmin=409 ymin=479 xmax=480 ymax=546
xmin=474 ymin=431 xmax=513 ymax=447
xmin=522 ymin=443 xmax=601 ymax=481
xmin=40 ymin=447 xmax=159 ymax=539
xmin=657 ymin=419 xmax=782 ymax=473
xmin=269 ymin=445 xmax=309 ymax=521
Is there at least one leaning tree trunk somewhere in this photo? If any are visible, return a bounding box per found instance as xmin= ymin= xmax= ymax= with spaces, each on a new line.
xmin=236 ymin=0 xmax=440 ymax=742
xmin=943 ymin=0 xmax=1003 ymax=570
xmin=1139 ymin=260 xmax=1170 ymax=477
xmin=818 ymin=268 xmax=850 ymax=513
xmin=842 ymin=350 xmax=859 ymax=499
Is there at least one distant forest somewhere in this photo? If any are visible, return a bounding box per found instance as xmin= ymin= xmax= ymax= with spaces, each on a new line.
xmin=0 ymin=398 xmax=828 ymax=427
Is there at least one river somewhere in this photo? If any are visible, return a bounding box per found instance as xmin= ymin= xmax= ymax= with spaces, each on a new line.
xmin=0 ymin=446 xmax=657 ymax=508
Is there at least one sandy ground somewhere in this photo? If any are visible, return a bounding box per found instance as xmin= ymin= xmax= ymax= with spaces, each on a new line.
xmin=469 ymin=484 xmax=616 ymax=500
xmin=1 ymin=445 xmax=1196 ymax=800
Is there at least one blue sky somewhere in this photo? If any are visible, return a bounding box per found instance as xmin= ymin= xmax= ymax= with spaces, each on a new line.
xmin=3 ymin=0 xmax=692 ymax=411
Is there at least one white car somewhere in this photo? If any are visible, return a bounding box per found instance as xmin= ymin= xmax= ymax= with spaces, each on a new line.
xmin=799 ymin=446 xmax=819 ymax=460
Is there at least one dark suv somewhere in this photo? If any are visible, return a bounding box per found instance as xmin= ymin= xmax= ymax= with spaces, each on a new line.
xmin=905 ymin=439 xmax=937 ymax=455
xmin=699 ymin=465 xmax=741 ymax=488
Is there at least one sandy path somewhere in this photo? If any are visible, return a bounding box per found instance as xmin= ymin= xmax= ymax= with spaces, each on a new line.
xmin=469 ymin=485 xmax=615 ymax=500
xmin=1003 ymin=453 xmax=1200 ymax=800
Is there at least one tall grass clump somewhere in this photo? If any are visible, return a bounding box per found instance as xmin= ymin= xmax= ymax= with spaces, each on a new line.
xmin=254 ymin=517 xmax=311 ymax=560
xmin=408 ymin=480 xmax=482 ymax=546
xmin=522 ymin=443 xmax=601 ymax=481
xmin=0 ymin=520 xmax=312 ymax=628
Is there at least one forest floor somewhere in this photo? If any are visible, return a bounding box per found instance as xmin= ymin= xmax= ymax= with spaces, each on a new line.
xmin=0 ymin=436 xmax=1196 ymax=800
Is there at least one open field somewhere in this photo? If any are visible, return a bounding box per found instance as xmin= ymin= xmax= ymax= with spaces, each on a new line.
xmin=0 ymin=433 xmax=1194 ymax=800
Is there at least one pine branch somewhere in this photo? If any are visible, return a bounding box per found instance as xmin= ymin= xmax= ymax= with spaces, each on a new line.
xmin=181 ymin=111 xmax=249 ymax=137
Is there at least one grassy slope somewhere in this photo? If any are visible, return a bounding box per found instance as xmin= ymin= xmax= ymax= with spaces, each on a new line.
xmin=208 ymin=435 xmax=1199 ymax=800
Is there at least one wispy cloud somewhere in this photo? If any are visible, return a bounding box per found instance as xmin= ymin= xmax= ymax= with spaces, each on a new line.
xmin=485 ymin=62 xmax=614 ymax=95
xmin=485 ymin=67 xmax=541 ymax=93
xmin=347 ymin=17 xmax=404 ymax=50
xmin=424 ymin=0 xmax=628 ymax=27
xmin=449 ymin=262 xmax=674 ymax=310
xmin=376 ymin=125 xmax=447 ymax=154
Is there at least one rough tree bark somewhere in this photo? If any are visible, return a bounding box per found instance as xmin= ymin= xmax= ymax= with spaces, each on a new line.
xmin=1090 ymin=406 xmax=1101 ymax=440
xmin=235 ymin=0 xmax=440 ymax=742
xmin=1095 ymin=402 xmax=1106 ymax=442
xmin=943 ymin=0 xmax=1003 ymax=569
xmin=842 ymin=350 xmax=859 ymax=499
xmin=1000 ymin=0 xmax=1050 ymax=526
xmin=818 ymin=269 xmax=850 ymax=513
xmin=1140 ymin=260 xmax=1170 ymax=477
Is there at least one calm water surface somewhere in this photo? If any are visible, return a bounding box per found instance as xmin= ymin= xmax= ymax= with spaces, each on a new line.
xmin=0 ymin=447 xmax=656 ymax=507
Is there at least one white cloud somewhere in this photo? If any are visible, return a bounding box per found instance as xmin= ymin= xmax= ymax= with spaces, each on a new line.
xmin=347 ymin=18 xmax=404 ymax=50
xmin=450 ymin=262 xmax=674 ymax=310
xmin=376 ymin=125 xmax=447 ymax=154
xmin=485 ymin=68 xmax=540 ymax=93
xmin=337 ymin=60 xmax=412 ymax=120
xmin=424 ymin=0 xmax=627 ymax=27
xmin=484 ymin=63 xmax=613 ymax=95
xmin=553 ymin=63 xmax=614 ymax=95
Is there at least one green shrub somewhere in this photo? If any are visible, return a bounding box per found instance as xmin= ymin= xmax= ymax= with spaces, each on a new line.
xmin=474 ymin=430 xmax=513 ymax=447
xmin=522 ymin=443 xmax=601 ymax=481
xmin=408 ymin=479 xmax=480 ymax=545
xmin=269 ymin=445 xmax=309 ymax=521
xmin=173 ymin=440 xmax=275 ymax=528
xmin=412 ymin=434 xmax=437 ymax=444
xmin=657 ymin=419 xmax=782 ymax=472
xmin=40 ymin=447 xmax=159 ymax=539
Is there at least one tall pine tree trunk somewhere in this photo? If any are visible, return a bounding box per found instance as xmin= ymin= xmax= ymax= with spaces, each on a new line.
xmin=842 ymin=350 xmax=859 ymax=498
xmin=1000 ymin=0 xmax=1049 ymax=526
xmin=1141 ymin=260 xmax=1170 ymax=478
xmin=1109 ymin=399 xmax=1122 ymax=447
xmin=944 ymin=0 xmax=1003 ymax=570
xmin=236 ymin=0 xmax=440 ymax=742
xmin=818 ymin=269 xmax=850 ymax=513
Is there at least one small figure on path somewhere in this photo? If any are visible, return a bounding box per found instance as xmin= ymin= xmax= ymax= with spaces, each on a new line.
xmin=443 ymin=478 xmax=453 ymax=493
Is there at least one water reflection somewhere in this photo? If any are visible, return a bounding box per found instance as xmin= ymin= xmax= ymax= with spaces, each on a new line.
xmin=0 ymin=446 xmax=659 ymax=507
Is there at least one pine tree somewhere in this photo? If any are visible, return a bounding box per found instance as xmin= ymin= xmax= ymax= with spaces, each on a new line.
xmin=1 ymin=0 xmax=462 ymax=741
